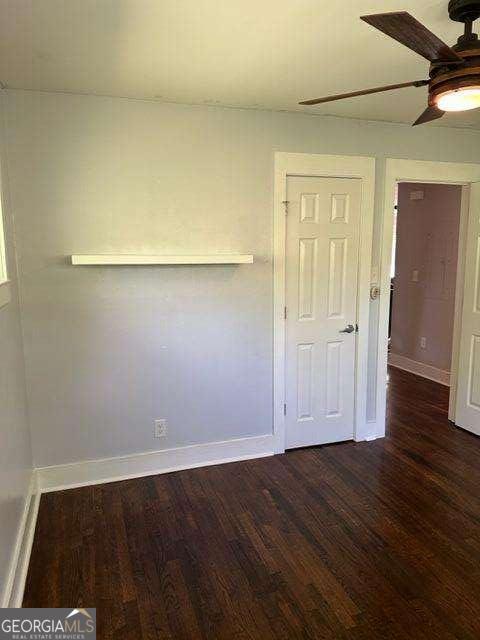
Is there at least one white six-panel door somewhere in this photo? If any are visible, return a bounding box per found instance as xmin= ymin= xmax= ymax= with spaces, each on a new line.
xmin=285 ymin=176 xmax=362 ymax=449
xmin=455 ymin=182 xmax=480 ymax=435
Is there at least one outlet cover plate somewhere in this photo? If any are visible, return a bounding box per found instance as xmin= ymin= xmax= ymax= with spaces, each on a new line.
xmin=154 ymin=419 xmax=167 ymax=438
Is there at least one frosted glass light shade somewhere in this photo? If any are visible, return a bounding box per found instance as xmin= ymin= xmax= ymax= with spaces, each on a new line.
xmin=436 ymin=87 xmax=480 ymax=112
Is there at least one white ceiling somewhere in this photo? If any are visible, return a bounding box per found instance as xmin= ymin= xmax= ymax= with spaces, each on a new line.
xmin=1 ymin=0 xmax=480 ymax=128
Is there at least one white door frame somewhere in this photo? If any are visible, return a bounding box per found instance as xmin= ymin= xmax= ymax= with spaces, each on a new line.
xmin=273 ymin=153 xmax=376 ymax=454
xmin=377 ymin=158 xmax=480 ymax=435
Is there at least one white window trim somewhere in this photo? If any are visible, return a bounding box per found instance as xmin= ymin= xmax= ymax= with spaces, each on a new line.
xmin=0 ymin=196 xmax=6 ymax=284
xmin=0 ymin=279 xmax=10 ymax=308
xmin=0 ymin=171 xmax=10 ymax=308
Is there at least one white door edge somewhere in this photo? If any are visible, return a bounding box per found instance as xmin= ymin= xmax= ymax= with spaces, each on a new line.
xmin=449 ymin=185 xmax=471 ymax=420
xmin=454 ymin=181 xmax=480 ymax=434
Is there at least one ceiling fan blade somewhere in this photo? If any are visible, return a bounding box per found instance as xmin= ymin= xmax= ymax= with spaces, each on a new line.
xmin=299 ymin=80 xmax=428 ymax=106
xmin=412 ymin=105 xmax=445 ymax=126
xmin=360 ymin=12 xmax=464 ymax=63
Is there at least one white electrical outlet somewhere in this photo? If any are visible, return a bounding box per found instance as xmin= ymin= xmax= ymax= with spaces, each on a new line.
xmin=420 ymin=337 xmax=427 ymax=349
xmin=154 ymin=419 xmax=167 ymax=438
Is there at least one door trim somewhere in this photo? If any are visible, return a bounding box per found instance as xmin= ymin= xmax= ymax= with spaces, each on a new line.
xmin=377 ymin=159 xmax=480 ymax=436
xmin=273 ymin=153 xmax=376 ymax=453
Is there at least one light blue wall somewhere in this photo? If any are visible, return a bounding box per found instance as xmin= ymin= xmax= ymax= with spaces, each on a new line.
xmin=0 ymin=92 xmax=32 ymax=605
xmin=4 ymin=89 xmax=480 ymax=466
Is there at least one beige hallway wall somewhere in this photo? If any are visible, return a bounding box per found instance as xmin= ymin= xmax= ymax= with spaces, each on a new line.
xmin=391 ymin=183 xmax=462 ymax=373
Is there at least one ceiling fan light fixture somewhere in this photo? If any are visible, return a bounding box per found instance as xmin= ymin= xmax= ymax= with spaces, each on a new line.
xmin=300 ymin=6 xmax=480 ymax=124
xmin=435 ymin=86 xmax=480 ymax=111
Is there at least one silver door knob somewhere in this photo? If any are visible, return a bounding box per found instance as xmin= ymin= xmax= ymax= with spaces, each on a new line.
xmin=339 ymin=324 xmax=355 ymax=334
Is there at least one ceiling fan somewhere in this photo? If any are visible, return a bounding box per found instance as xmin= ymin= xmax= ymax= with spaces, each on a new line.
xmin=299 ymin=0 xmax=480 ymax=125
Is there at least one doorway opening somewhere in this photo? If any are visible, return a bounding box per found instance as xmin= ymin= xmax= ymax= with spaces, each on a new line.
xmin=387 ymin=181 xmax=463 ymax=418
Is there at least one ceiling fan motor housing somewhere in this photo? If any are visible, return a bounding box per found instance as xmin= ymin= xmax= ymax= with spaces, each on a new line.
xmin=448 ymin=0 xmax=480 ymax=23
xmin=428 ymin=49 xmax=480 ymax=107
xmin=426 ymin=1 xmax=480 ymax=107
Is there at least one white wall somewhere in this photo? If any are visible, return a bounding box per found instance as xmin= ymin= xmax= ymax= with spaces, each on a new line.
xmin=0 ymin=93 xmax=32 ymax=604
xmin=4 ymin=89 xmax=480 ymax=467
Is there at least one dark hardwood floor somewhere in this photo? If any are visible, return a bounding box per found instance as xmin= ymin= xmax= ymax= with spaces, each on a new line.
xmin=24 ymin=367 xmax=480 ymax=639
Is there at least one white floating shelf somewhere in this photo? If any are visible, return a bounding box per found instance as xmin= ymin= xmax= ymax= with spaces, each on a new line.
xmin=71 ymin=254 xmax=254 ymax=266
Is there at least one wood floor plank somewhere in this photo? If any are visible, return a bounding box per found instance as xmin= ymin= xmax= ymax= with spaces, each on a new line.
xmin=23 ymin=367 xmax=480 ymax=639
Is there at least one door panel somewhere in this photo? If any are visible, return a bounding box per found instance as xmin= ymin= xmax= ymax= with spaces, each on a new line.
xmin=456 ymin=182 xmax=480 ymax=435
xmin=328 ymin=237 xmax=347 ymax=317
xmin=326 ymin=340 xmax=342 ymax=416
xmin=297 ymin=343 xmax=314 ymax=420
xmin=285 ymin=176 xmax=362 ymax=449
xmin=299 ymin=238 xmax=317 ymax=319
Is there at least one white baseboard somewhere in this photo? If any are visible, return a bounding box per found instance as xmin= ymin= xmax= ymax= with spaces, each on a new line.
xmin=2 ymin=472 xmax=41 ymax=608
xmin=388 ymin=353 xmax=451 ymax=386
xmin=364 ymin=432 xmax=383 ymax=442
xmin=354 ymin=418 xmax=385 ymax=442
xmin=37 ymin=434 xmax=275 ymax=493
xmin=2 ymin=434 xmax=273 ymax=607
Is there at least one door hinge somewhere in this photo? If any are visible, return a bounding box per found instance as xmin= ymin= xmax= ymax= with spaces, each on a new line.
xmin=284 ymin=306 xmax=287 ymax=320
xmin=356 ymin=323 xmax=359 ymax=333
xmin=283 ymin=402 xmax=287 ymax=416
xmin=282 ymin=200 xmax=289 ymax=215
